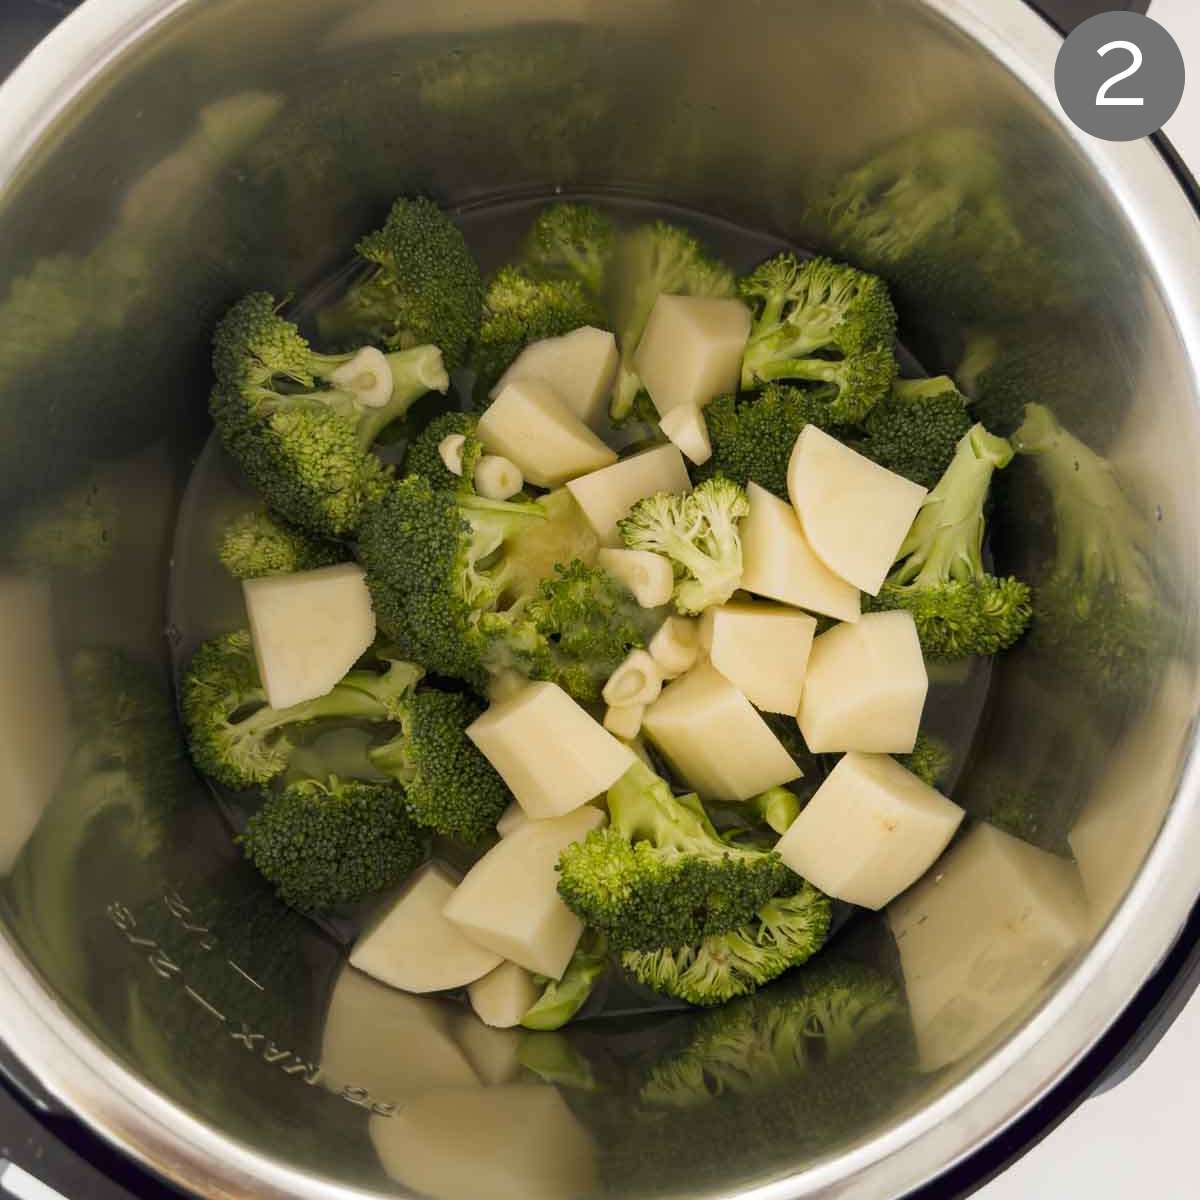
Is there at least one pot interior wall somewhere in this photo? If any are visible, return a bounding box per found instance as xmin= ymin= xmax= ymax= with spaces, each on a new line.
xmin=0 ymin=1 xmax=1196 ymax=1197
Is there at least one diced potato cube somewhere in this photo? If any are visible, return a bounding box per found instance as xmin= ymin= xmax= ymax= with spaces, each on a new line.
xmin=787 ymin=425 xmax=927 ymax=595
xmin=603 ymin=703 xmax=645 ymax=740
xmin=370 ymin=1085 xmax=596 ymax=1199
xmin=889 ymin=823 xmax=1087 ymax=1071
xmin=699 ymin=601 xmax=816 ymax=716
xmin=659 ymin=404 xmax=712 ymax=465
xmin=648 ymin=615 xmax=701 ymax=679
xmin=740 ymin=483 xmax=860 ymax=622
xmin=602 ymin=650 xmax=662 ymax=708
xmin=478 ymin=378 xmax=616 ymax=487
xmin=0 ymin=577 xmax=70 ymax=874
xmin=467 ymin=682 xmax=636 ymax=819
xmin=468 ymin=961 xmax=542 ymax=1029
xmin=566 ymin=444 xmax=691 ymax=547
xmin=797 ymin=611 xmax=927 ymax=753
xmin=243 ymin=563 xmax=375 ymax=710
xmin=776 ymin=752 xmax=963 ymax=909
xmin=442 ymin=806 xmax=607 ymax=979
xmin=350 ymin=863 xmax=502 ymax=994
xmin=642 ymin=660 xmax=801 ymax=802
xmin=452 ymin=1013 xmax=525 ymax=1084
xmin=492 ymin=326 xmax=619 ymax=431
xmin=597 ymin=547 xmax=674 ymax=608
xmin=320 ymin=966 xmax=481 ymax=1109
xmin=635 ymin=294 xmax=752 ymax=416
xmin=496 ymin=800 xmax=529 ymax=838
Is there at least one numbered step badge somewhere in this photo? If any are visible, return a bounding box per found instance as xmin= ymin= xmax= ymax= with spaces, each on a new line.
xmin=1055 ymin=11 xmax=1186 ymax=141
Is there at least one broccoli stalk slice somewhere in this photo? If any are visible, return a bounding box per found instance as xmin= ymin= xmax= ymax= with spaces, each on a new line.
xmin=521 ymin=930 xmax=608 ymax=1031
xmin=869 ymin=423 xmax=1032 ymax=660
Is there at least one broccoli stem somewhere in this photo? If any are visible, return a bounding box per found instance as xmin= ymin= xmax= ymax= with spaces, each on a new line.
xmin=521 ymin=931 xmax=608 ymax=1031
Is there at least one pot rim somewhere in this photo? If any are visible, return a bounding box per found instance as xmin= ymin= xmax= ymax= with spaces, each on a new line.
xmin=1 ymin=2 xmax=1199 ymax=1197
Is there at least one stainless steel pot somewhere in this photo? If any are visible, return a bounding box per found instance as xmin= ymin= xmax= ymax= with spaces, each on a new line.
xmin=0 ymin=1 xmax=1198 ymax=1197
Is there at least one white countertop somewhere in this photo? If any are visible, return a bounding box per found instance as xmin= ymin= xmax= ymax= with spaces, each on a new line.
xmin=978 ymin=3 xmax=1199 ymax=1197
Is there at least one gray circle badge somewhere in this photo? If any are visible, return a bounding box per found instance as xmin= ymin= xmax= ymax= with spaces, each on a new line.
xmin=1055 ymin=11 xmax=1185 ymax=142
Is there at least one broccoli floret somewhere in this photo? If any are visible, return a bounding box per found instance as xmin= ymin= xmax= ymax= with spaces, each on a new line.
xmin=8 ymin=472 xmax=119 ymax=574
xmin=217 ymin=509 xmax=343 ymax=580
xmin=210 ymin=293 xmax=449 ymax=536
xmin=745 ymin=786 xmax=802 ymax=835
xmin=181 ymin=631 xmax=424 ymax=790
xmin=608 ymin=221 xmax=736 ymax=422
xmin=359 ymin=481 xmax=649 ymax=701
xmin=521 ymin=930 xmax=609 ymax=1031
xmin=868 ymin=424 xmax=1031 ymax=659
xmin=369 ymin=689 xmax=511 ymax=844
xmin=620 ymin=882 xmax=831 ymax=1006
xmin=1014 ymin=403 xmax=1162 ymax=699
xmin=240 ymin=776 xmax=426 ymax=911
xmin=316 ymin=197 xmax=482 ymax=369
xmin=521 ymin=203 xmax=614 ymax=302
xmin=695 ymin=385 xmax=851 ymax=497
xmin=402 ymin=411 xmax=484 ymax=494
xmin=898 ymin=733 xmax=953 ymax=788
xmin=472 ymin=267 xmax=602 ymax=396
xmin=738 ymin=254 xmax=897 ymax=422
xmin=557 ymin=761 xmax=794 ymax=951
xmin=857 ymin=375 xmax=973 ymax=489
xmin=619 ymin=477 xmax=748 ymax=615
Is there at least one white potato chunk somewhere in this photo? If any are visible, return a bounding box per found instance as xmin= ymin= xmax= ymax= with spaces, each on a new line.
xmin=740 ymin=483 xmax=860 ymax=622
xmin=635 ymin=294 xmax=752 ymax=416
xmin=0 ymin=577 xmax=70 ymax=874
xmin=648 ymin=616 xmax=701 ymax=679
xmin=452 ymin=1013 xmax=525 ymax=1084
xmin=659 ymin=403 xmax=712 ymax=465
xmin=566 ymin=444 xmax=691 ymax=547
xmin=597 ymin=547 xmax=674 ymax=608
xmin=602 ymin=650 xmax=663 ymax=708
xmin=468 ymin=961 xmax=541 ymax=1029
xmin=243 ymin=563 xmax=375 ymax=710
xmin=700 ymin=601 xmax=816 ymax=716
xmin=370 ymin=1085 xmax=595 ymax=1200
xmin=642 ymin=661 xmax=801 ymax=802
xmin=350 ymin=863 xmax=502 ymax=994
xmin=320 ymin=965 xmax=480 ymax=1109
xmin=787 ymin=425 xmax=927 ymax=595
xmin=496 ymin=800 xmax=530 ymax=838
xmin=478 ymin=378 xmax=616 ymax=487
xmin=467 ymin=682 xmax=636 ymax=819
xmin=777 ymin=752 xmax=963 ymax=909
xmin=604 ymin=703 xmax=645 ymax=740
xmin=474 ymin=454 xmax=524 ymax=500
xmin=889 ymin=823 xmax=1087 ymax=1071
xmin=492 ymin=326 xmax=619 ymax=431
xmin=442 ymin=806 xmax=607 ymax=979
xmin=797 ymin=611 xmax=928 ymax=753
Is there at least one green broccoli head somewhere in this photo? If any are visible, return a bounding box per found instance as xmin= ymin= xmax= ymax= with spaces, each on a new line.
xmin=738 ymin=254 xmax=898 ymax=423
xmin=369 ymin=689 xmax=512 ymax=844
xmin=619 ymin=477 xmax=748 ymax=615
xmin=696 ymin=385 xmax=852 ymax=498
xmin=1014 ymin=403 xmax=1164 ymax=699
xmin=857 ymin=375 xmax=973 ymax=489
xmin=620 ymin=882 xmax=831 ymax=1006
xmin=402 ymin=411 xmax=484 ymax=494
xmin=868 ymin=423 xmax=1032 ymax=659
xmin=472 ymin=267 xmax=602 ymax=396
xmin=557 ymin=761 xmax=795 ymax=951
xmin=316 ymin=197 xmax=483 ymax=369
xmin=217 ymin=509 xmax=344 ymax=580
xmin=608 ymin=221 xmax=736 ymax=422
xmin=239 ymin=776 xmax=426 ymax=911
xmin=180 ymin=631 xmax=424 ymax=790
xmin=897 ymin=732 xmax=953 ymax=789
xmin=521 ymin=203 xmax=615 ymax=301
xmin=210 ymin=292 xmax=449 ymax=536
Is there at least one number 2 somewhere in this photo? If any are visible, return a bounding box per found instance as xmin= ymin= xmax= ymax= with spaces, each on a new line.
xmin=1096 ymin=40 xmax=1144 ymax=107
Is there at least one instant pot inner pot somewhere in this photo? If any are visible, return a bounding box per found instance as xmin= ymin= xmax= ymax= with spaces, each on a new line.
xmin=0 ymin=2 xmax=1197 ymax=1198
